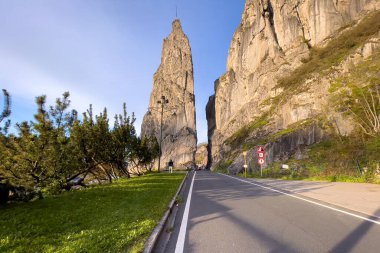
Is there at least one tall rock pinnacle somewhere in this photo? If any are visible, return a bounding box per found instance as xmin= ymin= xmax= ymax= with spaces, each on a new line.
xmin=141 ymin=19 xmax=197 ymax=169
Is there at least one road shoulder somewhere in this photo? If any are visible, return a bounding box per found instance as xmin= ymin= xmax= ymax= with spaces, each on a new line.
xmin=229 ymin=175 xmax=380 ymax=220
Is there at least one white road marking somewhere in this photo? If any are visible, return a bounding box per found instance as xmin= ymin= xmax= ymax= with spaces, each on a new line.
xmin=220 ymin=173 xmax=380 ymax=225
xmin=175 ymin=171 xmax=196 ymax=253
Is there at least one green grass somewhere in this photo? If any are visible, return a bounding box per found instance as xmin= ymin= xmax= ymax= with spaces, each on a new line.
xmin=303 ymin=175 xmax=371 ymax=183
xmin=236 ymin=161 xmax=379 ymax=183
xmin=243 ymin=171 xmax=379 ymax=184
xmin=0 ymin=173 xmax=185 ymax=253
xmin=242 ymin=173 xmax=378 ymax=184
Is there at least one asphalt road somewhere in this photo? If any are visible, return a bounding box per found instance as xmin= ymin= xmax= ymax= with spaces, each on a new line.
xmin=166 ymin=171 xmax=380 ymax=253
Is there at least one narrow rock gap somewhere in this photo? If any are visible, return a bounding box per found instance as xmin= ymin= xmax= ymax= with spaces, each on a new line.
xmin=267 ymin=0 xmax=281 ymax=49
xmin=294 ymin=2 xmax=312 ymax=49
xmin=183 ymin=70 xmax=188 ymax=123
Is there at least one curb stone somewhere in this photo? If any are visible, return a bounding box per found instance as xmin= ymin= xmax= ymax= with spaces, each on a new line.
xmin=143 ymin=172 xmax=189 ymax=253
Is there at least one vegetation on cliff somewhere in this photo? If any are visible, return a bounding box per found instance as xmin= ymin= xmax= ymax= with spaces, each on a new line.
xmin=224 ymin=114 xmax=269 ymax=149
xmin=330 ymin=49 xmax=380 ymax=137
xmin=217 ymin=10 xmax=380 ymax=183
xmin=221 ymin=48 xmax=380 ymax=183
xmin=277 ymin=10 xmax=380 ymax=92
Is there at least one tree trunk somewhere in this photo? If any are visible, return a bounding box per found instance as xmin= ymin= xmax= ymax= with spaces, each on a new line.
xmin=0 ymin=183 xmax=10 ymax=205
xmin=98 ymin=164 xmax=113 ymax=183
xmin=119 ymin=163 xmax=130 ymax=179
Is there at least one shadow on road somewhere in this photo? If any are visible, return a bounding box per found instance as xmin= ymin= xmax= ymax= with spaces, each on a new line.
xmin=186 ymin=172 xmax=300 ymax=252
xmin=184 ymin=171 xmax=380 ymax=253
xmin=330 ymin=208 xmax=380 ymax=253
xmin=250 ymin=179 xmax=334 ymax=194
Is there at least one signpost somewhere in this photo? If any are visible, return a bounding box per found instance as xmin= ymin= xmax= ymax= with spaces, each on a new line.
xmin=257 ymin=146 xmax=265 ymax=177
xmin=243 ymin=151 xmax=248 ymax=178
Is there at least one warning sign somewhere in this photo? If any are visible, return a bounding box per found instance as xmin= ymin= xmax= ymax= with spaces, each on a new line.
xmin=257 ymin=146 xmax=265 ymax=165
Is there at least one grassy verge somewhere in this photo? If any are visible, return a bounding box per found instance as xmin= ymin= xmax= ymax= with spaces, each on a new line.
xmin=240 ymin=171 xmax=379 ymax=184
xmin=232 ymin=135 xmax=380 ymax=184
xmin=0 ymin=173 xmax=185 ymax=253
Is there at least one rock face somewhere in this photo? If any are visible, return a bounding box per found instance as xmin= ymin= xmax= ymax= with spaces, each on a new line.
xmin=227 ymin=124 xmax=326 ymax=174
xmin=195 ymin=144 xmax=208 ymax=169
xmin=207 ymin=0 xmax=380 ymax=168
xmin=141 ymin=19 xmax=197 ymax=169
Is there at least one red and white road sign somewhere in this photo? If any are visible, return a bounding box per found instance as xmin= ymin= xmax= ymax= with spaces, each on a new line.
xmin=257 ymin=146 xmax=265 ymax=165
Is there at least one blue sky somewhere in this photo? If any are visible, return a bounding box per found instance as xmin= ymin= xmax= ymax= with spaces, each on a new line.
xmin=0 ymin=0 xmax=245 ymax=143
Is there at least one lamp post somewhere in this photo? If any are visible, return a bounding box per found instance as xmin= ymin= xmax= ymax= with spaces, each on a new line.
xmin=147 ymin=95 xmax=178 ymax=173
xmin=157 ymin=95 xmax=169 ymax=173
xmin=243 ymin=151 xmax=248 ymax=178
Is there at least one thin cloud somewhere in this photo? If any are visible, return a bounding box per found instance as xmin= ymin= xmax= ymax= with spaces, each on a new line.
xmin=0 ymin=49 xmax=103 ymax=115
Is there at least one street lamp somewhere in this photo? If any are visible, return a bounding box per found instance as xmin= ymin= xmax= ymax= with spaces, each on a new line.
xmin=147 ymin=95 xmax=179 ymax=173
xmin=157 ymin=95 xmax=169 ymax=173
xmin=243 ymin=151 xmax=248 ymax=178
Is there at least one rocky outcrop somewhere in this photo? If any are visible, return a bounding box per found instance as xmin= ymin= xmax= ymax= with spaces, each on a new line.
xmin=142 ymin=19 xmax=197 ymax=169
xmin=195 ymin=144 xmax=208 ymax=169
xmin=207 ymin=0 xmax=380 ymax=169
xmin=227 ymin=124 xmax=325 ymax=174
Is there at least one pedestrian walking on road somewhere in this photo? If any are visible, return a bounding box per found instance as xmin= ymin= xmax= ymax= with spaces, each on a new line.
xmin=168 ymin=159 xmax=174 ymax=173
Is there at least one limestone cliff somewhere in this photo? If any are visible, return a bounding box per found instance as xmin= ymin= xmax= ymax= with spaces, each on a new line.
xmin=142 ymin=19 xmax=197 ymax=169
xmin=207 ymin=0 xmax=380 ymax=170
xmin=195 ymin=143 xmax=208 ymax=169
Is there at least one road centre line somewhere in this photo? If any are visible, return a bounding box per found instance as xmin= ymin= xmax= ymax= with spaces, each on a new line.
xmin=220 ymin=173 xmax=380 ymax=225
xmin=175 ymin=171 xmax=196 ymax=253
